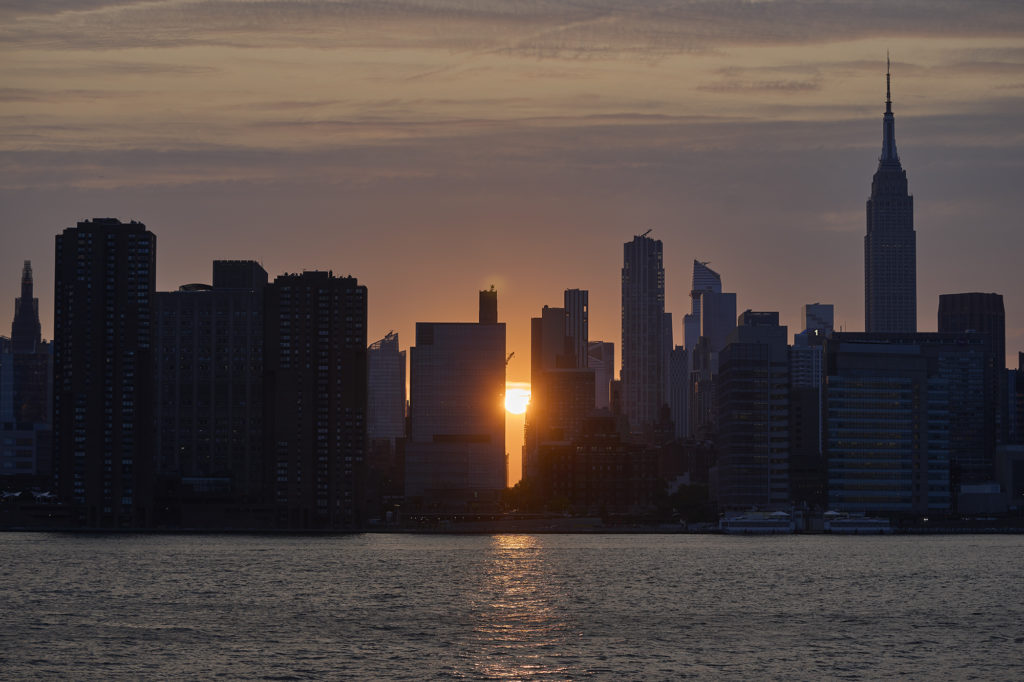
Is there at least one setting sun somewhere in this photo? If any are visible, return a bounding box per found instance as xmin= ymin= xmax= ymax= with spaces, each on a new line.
xmin=504 ymin=385 xmax=531 ymax=415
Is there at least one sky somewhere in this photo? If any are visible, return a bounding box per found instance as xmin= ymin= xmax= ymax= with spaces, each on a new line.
xmin=3 ymin=1 xmax=1023 ymax=480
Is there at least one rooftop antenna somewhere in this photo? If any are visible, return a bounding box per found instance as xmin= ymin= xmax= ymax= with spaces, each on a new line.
xmin=886 ymin=50 xmax=892 ymax=109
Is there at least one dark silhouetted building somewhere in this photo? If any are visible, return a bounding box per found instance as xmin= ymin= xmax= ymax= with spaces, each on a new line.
xmin=479 ymin=286 xmax=498 ymax=325
xmin=1 ymin=261 xmax=53 ymax=484
xmin=368 ymin=331 xmax=406 ymax=445
xmin=535 ymin=415 xmax=661 ymax=516
xmin=523 ymin=295 xmax=596 ymax=481
xmin=264 ymin=271 xmax=367 ymax=528
xmin=621 ymin=233 xmax=669 ymax=434
xmin=153 ymin=261 xmax=268 ymax=520
xmin=405 ymin=292 xmax=506 ymax=511
xmin=682 ymin=261 xmax=737 ymax=439
xmin=564 ymin=289 xmax=589 ymax=370
xmin=939 ymin=292 xmax=1006 ymax=442
xmin=683 ymin=260 xmax=723 ymax=353
xmin=588 ymin=341 xmax=614 ymax=410
xmin=669 ymin=345 xmax=688 ymax=439
xmin=789 ymin=330 xmax=826 ymax=508
xmin=802 ymin=303 xmax=834 ymax=336
xmin=54 ymin=218 xmax=156 ymax=527
xmin=824 ymin=332 xmax=996 ymax=515
xmin=715 ymin=311 xmax=790 ymax=509
xmin=11 ymin=261 xmax=41 ymax=354
xmin=1011 ymin=353 xmax=1024 ymax=445
xmin=366 ymin=331 xmax=407 ymax=517
xmin=865 ymin=62 xmax=916 ymax=333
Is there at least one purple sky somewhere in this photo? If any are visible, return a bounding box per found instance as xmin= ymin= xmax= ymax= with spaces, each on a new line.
xmin=3 ymin=1 xmax=1023 ymax=479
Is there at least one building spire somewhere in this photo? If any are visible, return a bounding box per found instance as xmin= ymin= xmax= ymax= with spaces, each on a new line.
xmin=880 ymin=53 xmax=899 ymax=164
xmin=886 ymin=51 xmax=892 ymax=112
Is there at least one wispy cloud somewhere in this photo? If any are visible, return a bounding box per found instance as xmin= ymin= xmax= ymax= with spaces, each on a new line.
xmin=3 ymin=1 xmax=1023 ymax=53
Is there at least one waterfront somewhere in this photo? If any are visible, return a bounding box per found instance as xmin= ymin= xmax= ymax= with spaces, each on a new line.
xmin=2 ymin=533 xmax=1022 ymax=679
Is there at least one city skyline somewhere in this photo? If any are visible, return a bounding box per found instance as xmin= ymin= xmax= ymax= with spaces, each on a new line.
xmin=2 ymin=2 xmax=1023 ymax=389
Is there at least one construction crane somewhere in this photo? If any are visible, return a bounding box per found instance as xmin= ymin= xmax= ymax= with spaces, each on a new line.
xmin=638 ymin=228 xmax=652 ymax=238
xmin=505 ymin=352 xmax=515 ymax=366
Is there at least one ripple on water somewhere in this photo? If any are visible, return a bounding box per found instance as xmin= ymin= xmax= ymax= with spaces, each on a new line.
xmin=1 ymin=533 xmax=1024 ymax=679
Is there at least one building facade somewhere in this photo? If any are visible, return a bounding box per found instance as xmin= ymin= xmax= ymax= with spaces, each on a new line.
xmin=263 ymin=271 xmax=367 ymax=528
xmin=153 ymin=261 xmax=268 ymax=512
xmin=621 ymin=234 xmax=668 ymax=434
xmin=715 ymin=311 xmax=790 ymax=509
xmin=405 ymin=294 xmax=506 ymax=510
xmin=54 ymin=218 xmax=156 ymax=527
xmin=824 ymin=332 xmax=996 ymax=515
xmin=865 ymin=63 xmax=916 ymax=333
xmin=367 ymin=331 xmax=406 ymax=445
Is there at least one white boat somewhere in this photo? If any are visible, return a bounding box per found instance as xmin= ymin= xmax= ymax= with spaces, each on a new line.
xmin=823 ymin=512 xmax=892 ymax=534
xmin=720 ymin=511 xmax=795 ymax=534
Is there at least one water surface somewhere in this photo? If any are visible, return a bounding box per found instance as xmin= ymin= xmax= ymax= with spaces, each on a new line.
xmin=2 ymin=533 xmax=1021 ymax=679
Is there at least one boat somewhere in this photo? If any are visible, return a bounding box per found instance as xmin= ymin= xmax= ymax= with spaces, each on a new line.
xmin=719 ymin=511 xmax=795 ymax=534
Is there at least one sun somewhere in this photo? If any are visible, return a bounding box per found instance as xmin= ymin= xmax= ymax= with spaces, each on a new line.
xmin=504 ymin=386 xmax=531 ymax=415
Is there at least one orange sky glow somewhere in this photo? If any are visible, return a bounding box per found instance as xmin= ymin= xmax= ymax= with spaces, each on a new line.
xmin=2 ymin=1 xmax=1023 ymax=484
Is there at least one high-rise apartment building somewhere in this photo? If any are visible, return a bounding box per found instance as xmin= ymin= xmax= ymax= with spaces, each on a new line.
xmin=264 ymin=271 xmax=367 ymax=528
xmin=564 ymin=289 xmax=589 ymax=370
xmin=621 ymin=233 xmax=668 ymax=433
xmin=54 ymin=218 xmax=156 ymax=527
xmin=865 ymin=61 xmax=916 ymax=333
xmin=153 ymin=261 xmax=267 ymax=509
xmin=405 ymin=292 xmax=506 ymax=510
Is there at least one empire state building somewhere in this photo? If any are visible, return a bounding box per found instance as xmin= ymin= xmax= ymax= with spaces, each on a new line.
xmin=865 ymin=60 xmax=916 ymax=333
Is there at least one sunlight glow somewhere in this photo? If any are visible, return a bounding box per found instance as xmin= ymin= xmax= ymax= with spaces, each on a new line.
xmin=504 ymin=386 xmax=531 ymax=415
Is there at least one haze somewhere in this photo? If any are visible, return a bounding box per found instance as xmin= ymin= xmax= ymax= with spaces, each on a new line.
xmin=3 ymin=1 xmax=1023 ymax=480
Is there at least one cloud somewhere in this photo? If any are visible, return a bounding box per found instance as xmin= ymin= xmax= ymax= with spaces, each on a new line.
xmin=697 ymin=79 xmax=821 ymax=93
xmin=2 ymin=1 xmax=1022 ymax=53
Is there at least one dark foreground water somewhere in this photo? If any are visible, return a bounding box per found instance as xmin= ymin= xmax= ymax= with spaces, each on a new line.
xmin=2 ymin=533 xmax=1023 ymax=680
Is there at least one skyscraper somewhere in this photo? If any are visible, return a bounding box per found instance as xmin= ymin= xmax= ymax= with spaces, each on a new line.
xmin=938 ymin=292 xmax=1006 ymax=445
xmin=587 ymin=341 xmax=614 ymax=410
xmin=564 ymin=289 xmax=589 ymax=370
xmin=153 ymin=261 xmax=268 ymax=513
xmin=801 ymin=303 xmax=834 ymax=336
xmin=683 ymin=260 xmax=722 ymax=352
xmin=621 ymin=233 xmax=668 ymax=433
xmin=523 ymin=296 xmax=595 ymax=481
xmin=11 ymin=261 xmax=41 ymax=354
xmin=938 ymin=293 xmax=1005 ymax=370
xmin=405 ymin=292 xmax=506 ymax=510
xmin=263 ymin=271 xmax=367 ymax=528
xmin=367 ymin=331 xmax=406 ymax=444
xmin=1 ymin=262 xmax=52 ymax=483
xmin=54 ymin=218 xmax=156 ymax=527
xmin=865 ymin=59 xmax=916 ymax=333
xmin=715 ymin=311 xmax=790 ymax=509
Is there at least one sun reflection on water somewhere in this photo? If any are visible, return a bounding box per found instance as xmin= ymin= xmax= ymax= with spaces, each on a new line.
xmin=470 ymin=535 xmax=573 ymax=679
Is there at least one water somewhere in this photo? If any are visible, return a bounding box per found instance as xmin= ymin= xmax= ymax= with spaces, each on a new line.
xmin=2 ymin=533 xmax=1022 ymax=680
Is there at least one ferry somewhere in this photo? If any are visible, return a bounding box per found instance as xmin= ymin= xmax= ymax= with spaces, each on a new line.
xmin=719 ymin=511 xmax=795 ymax=534
xmin=823 ymin=512 xmax=892 ymax=534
